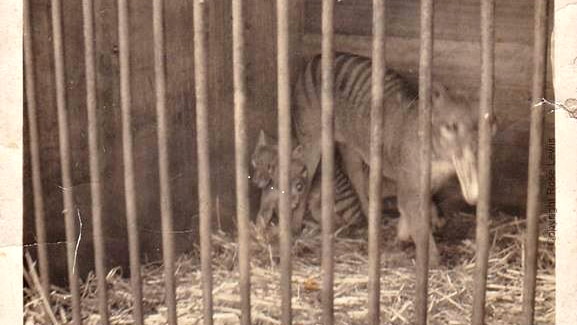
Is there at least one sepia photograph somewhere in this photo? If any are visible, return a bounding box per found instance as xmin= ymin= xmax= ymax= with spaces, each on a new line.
xmin=4 ymin=0 xmax=574 ymax=324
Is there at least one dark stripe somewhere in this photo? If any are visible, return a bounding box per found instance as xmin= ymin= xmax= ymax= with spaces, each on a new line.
xmin=345 ymin=60 xmax=371 ymax=101
xmin=355 ymin=64 xmax=399 ymax=106
xmin=338 ymin=204 xmax=362 ymax=221
xmin=335 ymin=56 xmax=364 ymax=94
xmin=334 ymin=53 xmax=351 ymax=74
xmin=357 ymin=72 xmax=403 ymax=114
xmin=336 ymin=197 xmax=358 ymax=212
xmin=303 ymin=56 xmax=321 ymax=108
xmin=335 ymin=189 xmax=357 ymax=202
xmin=351 ymin=67 xmax=373 ymax=105
xmin=334 ymin=173 xmax=349 ymax=188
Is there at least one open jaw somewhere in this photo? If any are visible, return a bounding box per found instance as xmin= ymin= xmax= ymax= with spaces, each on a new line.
xmin=452 ymin=145 xmax=479 ymax=205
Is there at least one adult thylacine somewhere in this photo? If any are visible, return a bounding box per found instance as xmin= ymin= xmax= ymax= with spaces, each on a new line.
xmin=293 ymin=52 xmax=484 ymax=266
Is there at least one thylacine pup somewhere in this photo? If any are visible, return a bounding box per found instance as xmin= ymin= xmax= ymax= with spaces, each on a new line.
xmin=251 ymin=130 xmax=365 ymax=234
xmin=293 ymin=53 xmax=486 ymax=266
xmin=251 ymin=130 xmax=309 ymax=229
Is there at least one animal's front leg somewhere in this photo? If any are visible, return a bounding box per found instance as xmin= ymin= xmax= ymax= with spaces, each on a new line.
xmin=305 ymin=174 xmax=323 ymax=224
xmin=397 ymin=186 xmax=441 ymax=268
xmin=256 ymin=188 xmax=277 ymax=227
xmin=430 ymin=203 xmax=446 ymax=231
xmin=338 ymin=145 xmax=370 ymax=217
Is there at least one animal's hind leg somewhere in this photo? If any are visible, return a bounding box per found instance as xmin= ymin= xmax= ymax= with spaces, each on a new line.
xmin=338 ymin=145 xmax=370 ymax=217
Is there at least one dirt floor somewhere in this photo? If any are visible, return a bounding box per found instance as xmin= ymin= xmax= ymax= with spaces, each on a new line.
xmin=24 ymin=210 xmax=555 ymax=325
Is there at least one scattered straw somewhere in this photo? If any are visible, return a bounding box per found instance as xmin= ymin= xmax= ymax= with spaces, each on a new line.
xmin=24 ymin=212 xmax=554 ymax=324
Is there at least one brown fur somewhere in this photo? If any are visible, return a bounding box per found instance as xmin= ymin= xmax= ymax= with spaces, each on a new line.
xmin=293 ymin=53 xmax=485 ymax=266
xmin=251 ymin=131 xmax=309 ymax=231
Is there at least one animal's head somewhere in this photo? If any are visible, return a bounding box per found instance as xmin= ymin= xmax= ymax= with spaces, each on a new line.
xmin=431 ymin=84 xmax=496 ymax=205
xmin=252 ymin=130 xmax=310 ymax=232
xmin=251 ymin=130 xmax=278 ymax=188
xmin=285 ymin=145 xmax=309 ymax=213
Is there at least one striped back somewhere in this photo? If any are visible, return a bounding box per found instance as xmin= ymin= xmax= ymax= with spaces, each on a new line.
xmin=295 ymin=52 xmax=413 ymax=118
xmin=307 ymin=158 xmax=365 ymax=233
xmin=293 ymin=52 xmax=417 ymax=180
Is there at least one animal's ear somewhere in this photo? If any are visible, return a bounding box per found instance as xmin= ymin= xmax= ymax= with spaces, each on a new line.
xmin=440 ymin=122 xmax=457 ymax=140
xmin=432 ymin=83 xmax=448 ymax=105
xmin=301 ymin=167 xmax=308 ymax=180
xmin=478 ymin=113 xmax=499 ymax=137
xmin=291 ymin=145 xmax=304 ymax=160
xmin=256 ymin=130 xmax=266 ymax=147
xmin=490 ymin=114 xmax=498 ymax=137
xmin=256 ymin=129 xmax=272 ymax=147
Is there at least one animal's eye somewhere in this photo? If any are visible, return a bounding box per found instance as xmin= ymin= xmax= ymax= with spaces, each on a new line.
xmin=443 ymin=122 xmax=458 ymax=133
xmin=295 ymin=181 xmax=304 ymax=192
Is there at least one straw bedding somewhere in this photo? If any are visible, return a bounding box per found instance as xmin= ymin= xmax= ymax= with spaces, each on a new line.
xmin=24 ymin=211 xmax=554 ymax=324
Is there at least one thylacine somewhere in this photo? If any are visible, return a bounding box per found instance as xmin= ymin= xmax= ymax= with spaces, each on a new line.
xmin=293 ymin=52 xmax=487 ymax=266
xmin=251 ymin=130 xmax=365 ymax=234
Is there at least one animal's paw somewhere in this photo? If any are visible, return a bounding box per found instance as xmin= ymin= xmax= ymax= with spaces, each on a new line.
xmin=397 ymin=216 xmax=412 ymax=242
xmin=430 ymin=205 xmax=446 ymax=231
xmin=428 ymin=250 xmax=441 ymax=268
xmin=432 ymin=214 xmax=447 ymax=230
xmin=428 ymin=236 xmax=442 ymax=268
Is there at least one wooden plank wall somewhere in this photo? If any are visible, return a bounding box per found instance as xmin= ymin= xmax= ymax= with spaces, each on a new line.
xmin=24 ymin=0 xmax=305 ymax=282
xmin=302 ymin=0 xmax=555 ymax=124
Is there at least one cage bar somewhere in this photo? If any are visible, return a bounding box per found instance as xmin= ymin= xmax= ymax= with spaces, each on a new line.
xmin=152 ymin=0 xmax=178 ymax=323
xmin=416 ymin=0 xmax=433 ymax=324
xmin=118 ymin=0 xmax=144 ymax=323
xmin=24 ymin=0 xmax=50 ymax=297
xmin=522 ymin=0 xmax=549 ymax=323
xmin=368 ymin=0 xmax=386 ymax=324
xmin=472 ymin=0 xmax=495 ymax=324
xmin=277 ymin=0 xmax=293 ymax=323
xmin=82 ymin=0 xmax=110 ymax=322
xmin=320 ymin=0 xmax=335 ymax=323
xmin=51 ymin=0 xmax=82 ymax=323
xmin=232 ymin=0 xmax=251 ymax=324
xmin=193 ymin=1 xmax=214 ymax=324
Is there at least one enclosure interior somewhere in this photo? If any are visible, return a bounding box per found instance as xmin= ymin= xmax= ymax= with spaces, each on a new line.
xmin=24 ymin=0 xmax=554 ymax=281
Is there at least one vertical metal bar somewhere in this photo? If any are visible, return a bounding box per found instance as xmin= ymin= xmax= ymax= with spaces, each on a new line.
xmin=51 ymin=0 xmax=82 ymax=323
xmin=82 ymin=0 xmax=110 ymax=322
xmin=51 ymin=0 xmax=79 ymax=318
xmin=118 ymin=0 xmax=144 ymax=323
xmin=523 ymin=1 xmax=549 ymax=323
xmin=24 ymin=0 xmax=50 ymax=297
xmin=320 ymin=0 xmax=335 ymax=323
xmin=232 ymin=0 xmax=250 ymax=324
xmin=152 ymin=0 xmax=178 ymax=324
xmin=472 ymin=1 xmax=495 ymax=324
xmin=368 ymin=0 xmax=385 ymax=324
xmin=416 ymin=0 xmax=433 ymax=324
xmin=277 ymin=0 xmax=292 ymax=323
xmin=193 ymin=1 xmax=214 ymax=324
